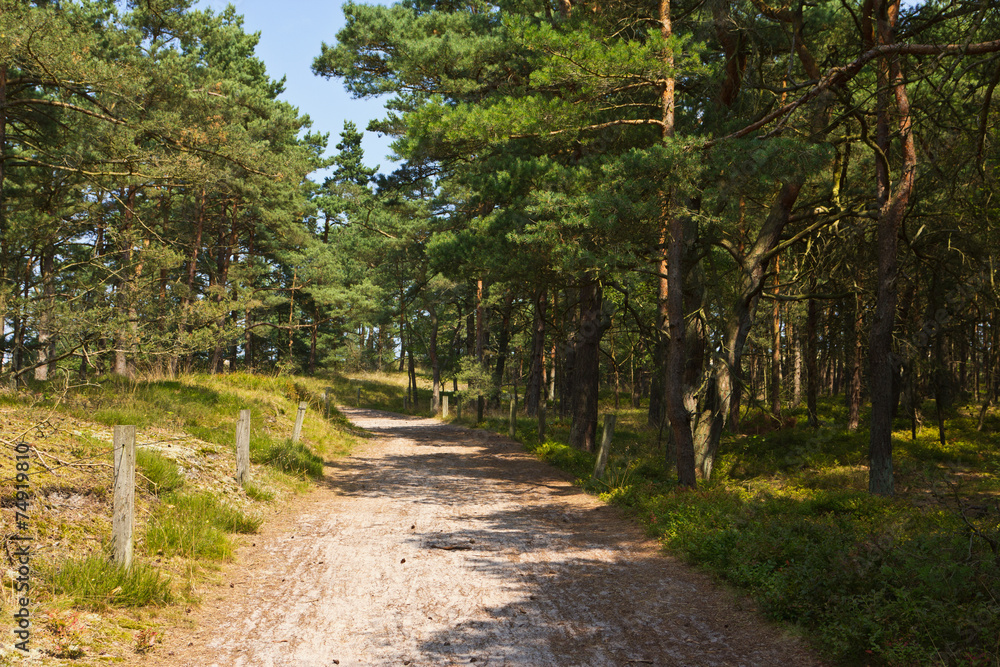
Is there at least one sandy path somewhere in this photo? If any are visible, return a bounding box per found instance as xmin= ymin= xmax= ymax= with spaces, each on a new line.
xmin=154 ymin=408 xmax=824 ymax=667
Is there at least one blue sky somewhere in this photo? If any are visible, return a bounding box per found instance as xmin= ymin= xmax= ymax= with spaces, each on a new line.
xmin=197 ymin=0 xmax=396 ymax=178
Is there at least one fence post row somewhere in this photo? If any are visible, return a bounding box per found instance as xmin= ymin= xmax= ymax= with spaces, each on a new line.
xmin=592 ymin=414 xmax=616 ymax=481
xmin=236 ymin=409 xmax=251 ymax=486
xmin=112 ymin=425 xmax=136 ymax=568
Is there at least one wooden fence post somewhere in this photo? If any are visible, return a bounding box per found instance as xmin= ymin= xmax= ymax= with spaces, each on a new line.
xmin=509 ymin=396 xmax=517 ymax=438
xmin=236 ymin=409 xmax=250 ymax=486
xmin=292 ymin=402 xmax=307 ymax=444
xmin=442 ymin=394 xmax=449 ymax=418
xmin=112 ymin=425 xmax=136 ymax=568
xmin=592 ymin=414 xmax=616 ymax=481
xmin=538 ymin=401 xmax=546 ymax=443
xmin=456 ymin=400 xmax=462 ymax=420
xmin=356 ymin=387 xmax=361 ymax=406
xmin=324 ymin=387 xmax=332 ymax=419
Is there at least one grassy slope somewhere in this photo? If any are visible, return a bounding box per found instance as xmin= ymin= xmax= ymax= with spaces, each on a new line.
xmin=0 ymin=372 xmax=364 ymax=665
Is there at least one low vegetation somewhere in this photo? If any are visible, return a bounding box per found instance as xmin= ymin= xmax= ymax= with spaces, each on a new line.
xmin=445 ymin=384 xmax=1000 ymax=666
xmin=3 ymin=365 xmax=998 ymax=665
xmin=0 ymin=371 xmax=361 ymax=664
xmin=46 ymin=557 xmax=173 ymax=611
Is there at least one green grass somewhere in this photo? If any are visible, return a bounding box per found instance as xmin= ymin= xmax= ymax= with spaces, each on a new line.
xmin=250 ymin=437 xmax=325 ymax=479
xmin=243 ymin=482 xmax=275 ymax=501
xmin=62 ymin=372 xmax=353 ymax=478
xmin=145 ymin=492 xmax=262 ymax=560
xmin=46 ymin=556 xmax=173 ymax=609
xmin=136 ymin=449 xmax=185 ymax=495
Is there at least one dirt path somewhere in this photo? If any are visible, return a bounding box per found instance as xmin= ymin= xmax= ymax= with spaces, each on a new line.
xmin=153 ymin=408 xmax=825 ymax=667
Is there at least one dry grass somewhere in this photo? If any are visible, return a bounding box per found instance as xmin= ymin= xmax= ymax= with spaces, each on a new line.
xmin=0 ymin=372 xmax=362 ymax=665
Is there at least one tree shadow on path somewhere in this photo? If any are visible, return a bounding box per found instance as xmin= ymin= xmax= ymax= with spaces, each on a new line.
xmin=321 ymin=408 xmax=826 ymax=667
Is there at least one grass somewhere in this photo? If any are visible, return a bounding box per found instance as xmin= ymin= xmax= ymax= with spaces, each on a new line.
xmin=0 ymin=370 xmax=364 ymax=662
xmin=61 ymin=371 xmax=360 ymax=477
xmin=136 ymin=448 xmax=185 ymax=495
xmin=46 ymin=556 xmax=173 ymax=610
xmin=13 ymin=366 xmax=998 ymax=664
xmin=145 ymin=491 xmax=262 ymax=560
xmin=243 ymin=481 xmax=276 ymax=501
xmin=250 ymin=436 xmax=325 ymax=479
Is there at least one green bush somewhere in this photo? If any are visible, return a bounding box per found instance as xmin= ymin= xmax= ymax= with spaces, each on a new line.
xmin=641 ymin=486 xmax=1000 ymax=664
xmin=530 ymin=440 xmax=594 ymax=480
xmin=493 ymin=399 xmax=1000 ymax=665
xmin=47 ymin=556 xmax=172 ymax=609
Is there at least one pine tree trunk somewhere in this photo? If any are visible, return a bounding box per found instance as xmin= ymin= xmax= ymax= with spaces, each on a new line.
xmin=210 ymin=208 xmax=236 ymax=374
xmin=848 ymin=292 xmax=864 ymax=431
xmin=408 ymin=343 xmax=417 ymax=407
xmin=34 ymin=245 xmax=55 ymax=381
xmin=490 ymin=293 xmax=515 ymax=407
xmin=650 ymin=227 xmax=669 ymax=429
xmin=665 ymin=213 xmax=697 ymax=487
xmin=309 ymin=319 xmax=318 ymax=376
xmin=807 ymin=296 xmax=819 ymax=427
xmin=568 ymin=281 xmax=606 ymax=453
xmin=526 ymin=288 xmax=546 ymax=416
xmin=114 ymin=187 xmax=138 ymax=378
xmin=868 ymin=0 xmax=916 ymax=496
xmin=769 ymin=260 xmax=782 ymax=417
xmin=399 ymin=286 xmax=407 ymax=372
xmin=182 ymin=190 xmax=206 ymax=374
xmin=0 ymin=64 xmax=7 ymax=370
xmin=475 ymin=279 xmax=485 ymax=421
xmin=429 ymin=303 xmax=440 ymax=413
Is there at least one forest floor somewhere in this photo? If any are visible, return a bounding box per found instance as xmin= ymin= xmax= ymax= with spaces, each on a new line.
xmin=146 ymin=407 xmax=824 ymax=667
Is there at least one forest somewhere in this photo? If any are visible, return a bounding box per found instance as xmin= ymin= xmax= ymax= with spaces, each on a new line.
xmin=3 ymin=0 xmax=998 ymax=493
xmin=2 ymin=0 xmax=1000 ymax=663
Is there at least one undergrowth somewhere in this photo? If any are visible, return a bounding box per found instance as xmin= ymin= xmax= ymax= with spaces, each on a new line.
xmin=444 ymin=388 xmax=1000 ymax=666
xmin=251 ymin=437 xmax=325 ymax=479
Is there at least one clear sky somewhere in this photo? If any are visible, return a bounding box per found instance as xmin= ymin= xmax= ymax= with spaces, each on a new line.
xmin=197 ymin=0 xmax=395 ymax=178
